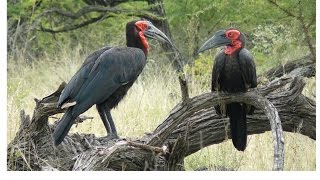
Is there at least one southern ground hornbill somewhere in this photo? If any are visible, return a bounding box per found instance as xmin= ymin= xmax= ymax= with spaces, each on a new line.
xmin=53 ymin=20 xmax=172 ymax=146
xmin=198 ymin=29 xmax=257 ymax=151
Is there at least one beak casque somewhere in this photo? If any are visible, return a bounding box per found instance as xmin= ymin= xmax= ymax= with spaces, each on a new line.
xmin=198 ymin=30 xmax=231 ymax=53
xmin=144 ymin=22 xmax=173 ymax=46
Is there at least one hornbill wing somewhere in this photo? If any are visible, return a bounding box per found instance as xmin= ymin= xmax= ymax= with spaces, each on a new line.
xmin=70 ymin=47 xmax=146 ymax=114
xmin=58 ymin=46 xmax=112 ymax=107
xmin=80 ymin=46 xmax=112 ymax=68
xmin=238 ymin=48 xmax=257 ymax=88
xmin=238 ymin=48 xmax=257 ymax=115
xmin=211 ymin=50 xmax=226 ymax=91
xmin=212 ymin=51 xmax=226 ymax=116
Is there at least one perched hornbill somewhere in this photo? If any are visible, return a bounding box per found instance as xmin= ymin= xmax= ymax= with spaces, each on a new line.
xmin=198 ymin=29 xmax=257 ymax=151
xmin=53 ymin=20 xmax=172 ymax=146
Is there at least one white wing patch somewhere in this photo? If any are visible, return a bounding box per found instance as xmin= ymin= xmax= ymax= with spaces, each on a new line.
xmin=61 ymin=101 xmax=77 ymax=109
xmin=122 ymin=81 xmax=129 ymax=85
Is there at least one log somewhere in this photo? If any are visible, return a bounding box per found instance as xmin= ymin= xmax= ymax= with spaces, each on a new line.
xmin=7 ymin=76 xmax=315 ymax=171
xmin=264 ymin=55 xmax=315 ymax=80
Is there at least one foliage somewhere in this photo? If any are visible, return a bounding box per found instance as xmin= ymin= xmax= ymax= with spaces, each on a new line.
xmin=7 ymin=0 xmax=316 ymax=63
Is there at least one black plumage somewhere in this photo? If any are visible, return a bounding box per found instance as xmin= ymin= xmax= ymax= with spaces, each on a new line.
xmin=198 ymin=29 xmax=257 ymax=151
xmin=213 ymin=48 xmax=257 ymax=151
xmin=53 ymin=20 xmax=172 ymax=146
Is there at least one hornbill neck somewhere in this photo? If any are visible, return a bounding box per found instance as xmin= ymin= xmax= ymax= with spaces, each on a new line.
xmin=225 ymin=41 xmax=242 ymax=55
xmin=126 ymin=21 xmax=148 ymax=56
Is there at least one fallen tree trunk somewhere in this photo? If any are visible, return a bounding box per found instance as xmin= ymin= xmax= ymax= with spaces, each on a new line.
xmin=264 ymin=55 xmax=315 ymax=80
xmin=7 ymin=76 xmax=315 ymax=171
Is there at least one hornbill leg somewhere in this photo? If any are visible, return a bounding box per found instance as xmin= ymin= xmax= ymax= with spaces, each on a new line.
xmin=105 ymin=110 xmax=118 ymax=138
xmin=97 ymin=105 xmax=118 ymax=139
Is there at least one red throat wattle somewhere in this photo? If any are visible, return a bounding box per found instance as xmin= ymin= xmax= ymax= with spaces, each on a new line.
xmin=224 ymin=29 xmax=242 ymax=55
xmin=135 ymin=21 xmax=149 ymax=54
xmin=225 ymin=41 xmax=242 ymax=55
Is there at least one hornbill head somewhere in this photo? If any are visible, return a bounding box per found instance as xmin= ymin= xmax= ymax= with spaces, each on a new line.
xmin=198 ymin=29 xmax=245 ymax=54
xmin=135 ymin=20 xmax=173 ymax=46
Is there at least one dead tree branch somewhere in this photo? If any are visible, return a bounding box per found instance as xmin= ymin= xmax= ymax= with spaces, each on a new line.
xmin=146 ymin=87 xmax=285 ymax=170
xmin=264 ymin=54 xmax=315 ymax=80
xmin=163 ymin=76 xmax=315 ymax=157
xmin=7 ymin=75 xmax=315 ymax=171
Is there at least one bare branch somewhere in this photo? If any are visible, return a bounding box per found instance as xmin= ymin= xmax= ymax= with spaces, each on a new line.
xmin=267 ymin=0 xmax=297 ymax=18
xmin=307 ymin=13 xmax=316 ymax=29
xmin=83 ymin=0 xmax=145 ymax=7
xmin=146 ymin=81 xmax=285 ymax=170
xmin=267 ymin=0 xmax=316 ymax=62
xmin=38 ymin=14 xmax=109 ymax=34
xmin=147 ymin=0 xmax=190 ymax=101
xmin=148 ymin=76 xmax=315 ymax=158
xmin=34 ymin=5 xmax=165 ymax=33
xmin=40 ymin=6 xmax=148 ymax=19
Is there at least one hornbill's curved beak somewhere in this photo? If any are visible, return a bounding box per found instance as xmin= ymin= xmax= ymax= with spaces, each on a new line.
xmin=198 ymin=30 xmax=232 ymax=53
xmin=144 ymin=22 xmax=173 ymax=46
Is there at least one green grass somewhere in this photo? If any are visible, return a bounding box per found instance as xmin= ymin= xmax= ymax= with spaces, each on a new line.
xmin=7 ymin=46 xmax=316 ymax=170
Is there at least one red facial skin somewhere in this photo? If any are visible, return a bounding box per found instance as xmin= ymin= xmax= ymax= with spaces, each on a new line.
xmin=224 ymin=29 xmax=242 ymax=55
xmin=135 ymin=21 xmax=149 ymax=54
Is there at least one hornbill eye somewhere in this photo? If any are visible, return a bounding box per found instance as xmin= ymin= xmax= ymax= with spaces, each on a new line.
xmin=228 ymin=32 xmax=233 ymax=38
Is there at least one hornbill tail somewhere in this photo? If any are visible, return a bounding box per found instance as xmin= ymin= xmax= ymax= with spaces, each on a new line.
xmin=227 ymin=103 xmax=247 ymax=151
xmin=52 ymin=108 xmax=75 ymax=146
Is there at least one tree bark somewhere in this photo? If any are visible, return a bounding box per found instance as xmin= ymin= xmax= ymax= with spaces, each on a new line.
xmin=7 ymin=76 xmax=315 ymax=171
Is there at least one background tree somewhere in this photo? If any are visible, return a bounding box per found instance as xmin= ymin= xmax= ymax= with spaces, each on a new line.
xmin=8 ymin=0 xmax=315 ymax=64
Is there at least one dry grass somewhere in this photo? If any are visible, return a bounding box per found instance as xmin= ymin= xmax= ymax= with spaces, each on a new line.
xmin=7 ymin=46 xmax=316 ymax=170
xmin=185 ymin=132 xmax=316 ymax=171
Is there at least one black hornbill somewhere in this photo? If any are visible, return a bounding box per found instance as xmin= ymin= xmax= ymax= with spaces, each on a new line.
xmin=53 ymin=20 xmax=172 ymax=146
xmin=198 ymin=29 xmax=257 ymax=151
